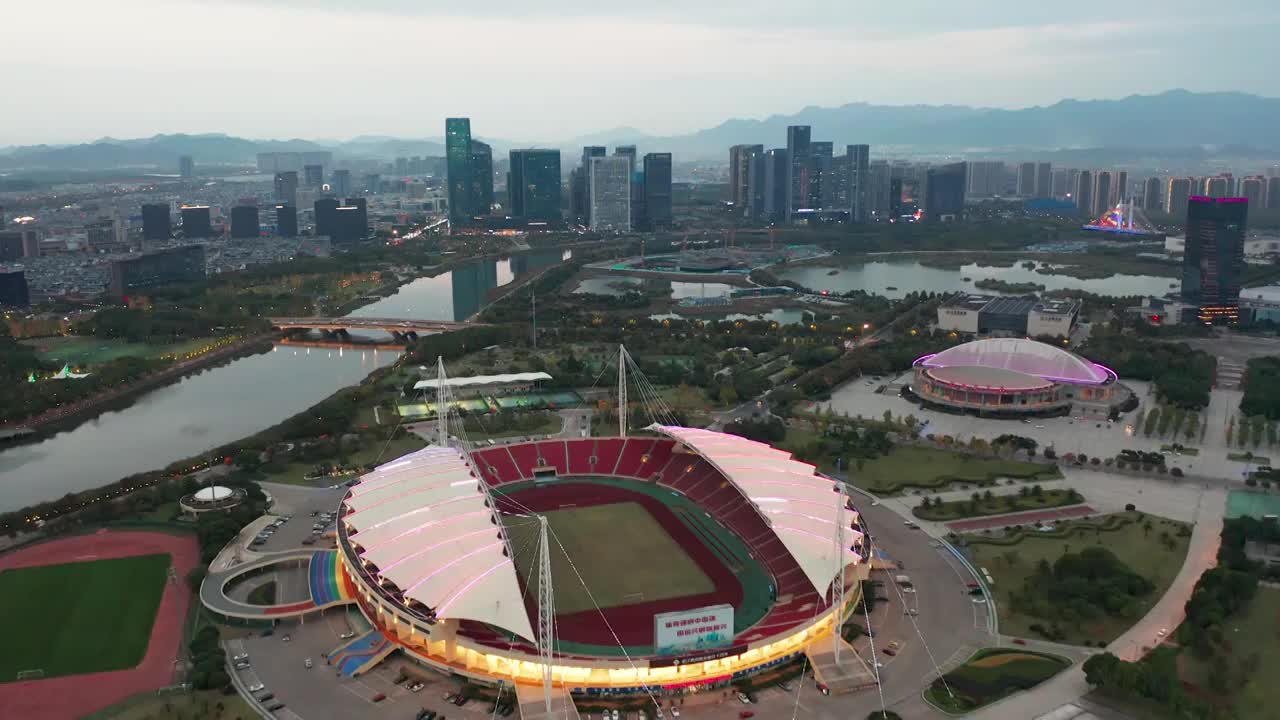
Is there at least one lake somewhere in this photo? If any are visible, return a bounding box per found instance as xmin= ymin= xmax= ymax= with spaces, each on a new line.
xmin=776 ymin=260 xmax=1178 ymax=299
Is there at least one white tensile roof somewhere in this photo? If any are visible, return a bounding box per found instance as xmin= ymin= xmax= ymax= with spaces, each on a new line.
xmin=413 ymin=371 xmax=552 ymax=391
xmin=649 ymin=425 xmax=865 ymax=597
xmin=343 ymin=446 xmax=536 ymax=642
xmin=194 ymin=485 xmax=233 ymax=502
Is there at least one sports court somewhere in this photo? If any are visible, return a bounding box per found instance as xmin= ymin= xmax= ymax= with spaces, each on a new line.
xmin=1226 ymin=490 xmax=1280 ymax=519
xmin=504 ymin=501 xmax=715 ymax=614
xmin=0 ymin=553 xmax=171 ymax=680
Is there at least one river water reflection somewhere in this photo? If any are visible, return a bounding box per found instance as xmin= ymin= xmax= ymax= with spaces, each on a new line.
xmin=0 ymin=250 xmax=569 ymax=511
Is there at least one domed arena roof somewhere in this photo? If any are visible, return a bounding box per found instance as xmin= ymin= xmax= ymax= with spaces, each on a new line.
xmin=915 ymin=338 xmax=1114 ymax=385
xmin=194 ymin=485 xmax=234 ymax=502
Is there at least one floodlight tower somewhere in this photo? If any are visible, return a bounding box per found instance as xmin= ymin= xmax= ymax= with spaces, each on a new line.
xmin=537 ymin=516 xmax=556 ymax=713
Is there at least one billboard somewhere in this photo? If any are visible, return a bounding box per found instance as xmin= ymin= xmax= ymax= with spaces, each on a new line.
xmin=654 ymin=604 xmax=734 ymax=656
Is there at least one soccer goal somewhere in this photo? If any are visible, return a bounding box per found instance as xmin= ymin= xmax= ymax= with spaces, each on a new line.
xmin=16 ymin=669 xmax=44 ymax=680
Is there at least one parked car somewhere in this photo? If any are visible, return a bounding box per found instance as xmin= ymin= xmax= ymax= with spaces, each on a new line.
xmin=256 ymin=693 xmax=274 ymax=702
xmin=247 ymin=683 xmax=264 ymax=692
xmin=304 ymin=657 xmax=313 ymax=669
xmin=372 ymin=693 xmax=387 ymax=703
xmin=736 ymin=691 xmax=752 ymax=704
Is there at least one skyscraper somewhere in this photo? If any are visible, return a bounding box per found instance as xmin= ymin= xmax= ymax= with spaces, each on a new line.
xmin=785 ymin=126 xmax=811 ymax=221
xmin=230 ymin=206 xmax=259 ymax=239
xmin=1074 ymin=170 xmax=1093 ymax=215
xmin=1204 ymin=176 xmax=1229 ymax=198
xmin=141 ymin=203 xmax=170 ymax=242
xmin=0 ymin=270 xmax=29 ymax=308
xmin=1092 ymin=171 xmax=1112 ymax=219
xmin=847 ymin=145 xmax=871 ymax=223
xmin=179 ymin=155 xmax=194 ymax=179
xmin=274 ymin=171 xmax=298 ymax=207
xmin=275 ymin=205 xmax=298 ymax=237
xmin=303 ymin=164 xmax=324 ymax=187
xmin=1240 ymin=176 xmax=1265 ymax=209
xmin=746 ymin=149 xmax=767 ymax=220
xmin=331 ymin=169 xmax=352 ymax=197
xmin=1267 ymin=177 xmax=1280 ymax=210
xmin=869 ymin=161 xmax=892 ymax=217
xmin=966 ymin=161 xmax=1004 ymax=199
xmin=314 ymin=197 xmax=340 ymax=237
xmin=613 ymin=146 xmax=640 ymax=227
xmin=446 ymin=117 xmax=473 ymax=225
xmin=180 ymin=206 xmax=212 ymax=238
xmin=924 ymin=163 xmax=966 ymax=221
xmin=1182 ymin=196 xmax=1248 ymax=324
xmin=588 ymin=156 xmax=631 ymax=232
xmin=1016 ymin=162 xmax=1036 ymax=197
xmin=1112 ymin=171 xmax=1128 ymax=205
xmin=763 ymin=149 xmax=788 ymax=224
xmin=332 ymin=206 xmax=363 ymax=245
xmin=1166 ymin=178 xmax=1193 ymax=218
xmin=470 ymin=140 xmax=494 ymax=215
xmin=344 ymin=198 xmax=368 ymax=238
xmin=1142 ymin=177 xmax=1163 ymax=211
xmin=729 ymin=144 xmax=763 ymax=215
xmin=365 ymin=174 xmax=381 ymax=194
xmin=643 ymin=153 xmax=673 ymax=229
xmin=570 ymin=146 xmax=607 ymax=226
xmin=1034 ymin=162 xmax=1052 ymax=199
xmin=508 ymin=149 xmax=562 ymax=222
xmin=810 ymin=141 xmax=833 ymax=209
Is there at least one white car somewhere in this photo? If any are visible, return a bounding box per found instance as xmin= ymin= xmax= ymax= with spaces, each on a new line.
xmin=737 ymin=692 xmax=752 ymax=704
xmin=248 ymin=683 xmax=265 ymax=692
xmin=1157 ymin=628 xmax=1168 ymax=637
xmin=304 ymin=657 xmax=313 ymax=669
xmin=670 ymin=708 xmax=680 ymax=717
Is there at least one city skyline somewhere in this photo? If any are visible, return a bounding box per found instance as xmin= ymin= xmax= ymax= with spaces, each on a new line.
xmin=3 ymin=0 xmax=1279 ymax=145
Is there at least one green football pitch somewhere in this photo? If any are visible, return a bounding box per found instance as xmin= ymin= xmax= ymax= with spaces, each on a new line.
xmin=0 ymin=553 xmax=171 ymax=682
xmin=504 ymin=502 xmax=714 ymax=615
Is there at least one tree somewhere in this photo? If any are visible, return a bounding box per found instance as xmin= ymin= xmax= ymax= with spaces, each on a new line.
xmin=1031 ymin=484 xmax=1044 ymax=497
xmin=186 ymin=567 xmax=207 ymax=593
xmin=1083 ymin=652 xmax=1122 ymax=688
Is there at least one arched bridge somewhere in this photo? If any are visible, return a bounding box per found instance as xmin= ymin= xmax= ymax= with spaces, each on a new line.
xmin=268 ymin=316 xmax=483 ymax=338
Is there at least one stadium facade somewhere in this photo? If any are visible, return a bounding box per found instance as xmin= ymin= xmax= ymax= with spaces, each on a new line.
xmin=911 ymin=338 xmax=1128 ymax=417
xmin=334 ymin=427 xmax=872 ymax=694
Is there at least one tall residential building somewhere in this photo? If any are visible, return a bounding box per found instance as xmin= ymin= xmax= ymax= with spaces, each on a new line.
xmin=785 ymin=125 xmax=811 ymax=220
xmin=613 ymin=146 xmax=640 ymax=227
xmin=332 ymin=205 xmax=363 ymax=245
xmin=588 ymin=155 xmax=631 ymax=232
xmin=470 ymin=140 xmax=494 ymax=215
xmin=344 ymin=198 xmax=368 ymax=237
xmin=1182 ymin=196 xmax=1248 ymax=324
xmin=729 ymin=144 xmax=763 ymax=214
xmin=508 ymin=149 xmax=562 ymax=222
xmin=1112 ymin=171 xmax=1128 ymax=205
xmin=1034 ymin=162 xmax=1052 ymax=199
xmin=0 ymin=270 xmax=29 ymax=308
xmin=869 ymin=160 xmax=892 ymax=217
xmin=1166 ymin=178 xmax=1193 ymax=218
xmin=331 ymin=169 xmax=352 ymax=197
xmin=445 ymin=117 xmax=474 ymax=224
xmin=1091 ymin=171 xmax=1112 ymax=219
xmin=810 ymin=141 xmax=834 ymax=209
xmin=180 ymin=206 xmax=212 ymax=238
xmin=303 ymin=164 xmax=324 ymax=187
xmin=141 ymin=203 xmax=170 ymax=241
xmin=230 ymin=206 xmax=259 ymax=239
xmin=1050 ymin=168 xmax=1071 ymax=199
xmin=108 ymin=246 xmax=205 ymax=298
xmin=1142 ymin=177 xmax=1163 ymax=211
xmin=179 ymin=155 xmax=194 ymax=179
xmin=570 ymin=146 xmax=607 ymax=225
xmin=274 ymin=171 xmax=299 ymax=207
xmin=1239 ymin=176 xmax=1266 ymax=209
xmin=966 ymin=161 xmax=1005 ymax=199
xmin=85 ymin=216 xmax=128 ymax=252
xmin=1204 ymin=176 xmax=1230 ymax=198
xmin=642 ymin=152 xmax=673 ymax=229
xmin=1267 ymin=177 xmax=1280 ymax=210
xmin=275 ymin=205 xmax=298 ymax=237
xmin=1074 ymin=170 xmax=1093 ymax=215
xmin=314 ymin=197 xmax=340 ymax=237
xmin=924 ymin=163 xmax=966 ymax=220
xmin=365 ymin=173 xmax=381 ymax=194
xmin=1016 ymin=162 xmax=1036 ymax=197
xmin=847 ymin=144 xmax=871 ymax=223
xmin=746 ymin=149 xmax=767 ymax=219
xmin=0 ymin=232 xmax=22 ymax=261
xmin=762 ymin=149 xmax=788 ymax=224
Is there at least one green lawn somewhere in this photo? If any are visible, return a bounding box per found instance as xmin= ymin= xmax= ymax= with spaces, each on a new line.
xmin=246 ymin=581 xmax=277 ymax=606
xmin=503 ymin=502 xmax=713 ymax=614
xmin=90 ymin=689 xmax=254 ymax=720
xmin=848 ymin=446 xmax=1060 ymax=494
xmin=21 ymin=336 xmax=213 ymax=366
xmin=1179 ymin=587 xmax=1280 ymax=719
xmin=925 ymin=648 xmax=1070 ymax=714
xmin=0 ymin=554 xmax=171 ymax=681
xmin=914 ymin=488 xmax=1081 ymax=521
xmin=968 ymin=512 xmax=1191 ymax=645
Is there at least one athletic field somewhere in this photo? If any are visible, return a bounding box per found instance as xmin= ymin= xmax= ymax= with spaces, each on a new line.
xmin=0 ymin=553 xmax=171 ymax=681
xmin=504 ymin=501 xmax=715 ymax=614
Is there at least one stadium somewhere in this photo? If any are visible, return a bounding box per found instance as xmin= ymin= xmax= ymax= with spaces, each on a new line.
xmin=334 ymin=425 xmax=874 ymax=701
xmin=910 ymin=338 xmax=1129 ymax=417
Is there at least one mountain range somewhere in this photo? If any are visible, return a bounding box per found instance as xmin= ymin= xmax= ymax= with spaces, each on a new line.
xmin=1 ymin=90 xmax=1277 ymax=171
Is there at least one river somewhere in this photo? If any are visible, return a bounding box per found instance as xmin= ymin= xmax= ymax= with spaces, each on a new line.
xmin=0 ymin=250 xmax=569 ymax=512
xmin=776 ymin=260 xmax=1178 ymax=299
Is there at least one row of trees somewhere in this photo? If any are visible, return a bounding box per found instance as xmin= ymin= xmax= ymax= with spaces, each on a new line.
xmin=1240 ymin=357 xmax=1280 ymax=420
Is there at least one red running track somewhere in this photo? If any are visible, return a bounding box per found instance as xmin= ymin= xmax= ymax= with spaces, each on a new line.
xmin=946 ymin=504 xmax=1097 ymax=532
xmin=494 ymin=482 xmax=743 ymax=647
xmin=0 ymin=530 xmax=199 ymax=720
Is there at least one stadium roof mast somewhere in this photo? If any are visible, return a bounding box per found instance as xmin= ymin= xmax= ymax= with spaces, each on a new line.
xmin=833 ymin=482 xmax=846 ymax=665
xmin=618 ymin=344 xmax=628 ymax=438
xmin=537 ymin=515 xmax=556 ymax=714
xmin=436 ymin=356 xmax=449 ymax=447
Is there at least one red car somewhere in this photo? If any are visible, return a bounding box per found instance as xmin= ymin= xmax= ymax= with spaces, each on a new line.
xmin=371 ymin=693 xmax=386 ymax=703
xmin=883 ymin=648 xmax=897 ymax=656
xmin=1012 ymin=639 xmax=1027 ymax=646
xmin=739 ymin=712 xmax=755 ymax=719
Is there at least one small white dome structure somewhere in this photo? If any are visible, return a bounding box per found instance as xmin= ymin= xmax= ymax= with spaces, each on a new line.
xmin=181 ymin=484 xmax=245 ymax=516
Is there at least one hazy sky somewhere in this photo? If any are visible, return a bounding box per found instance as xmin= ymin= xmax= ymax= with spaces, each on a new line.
xmin=4 ymin=0 xmax=1278 ymax=145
